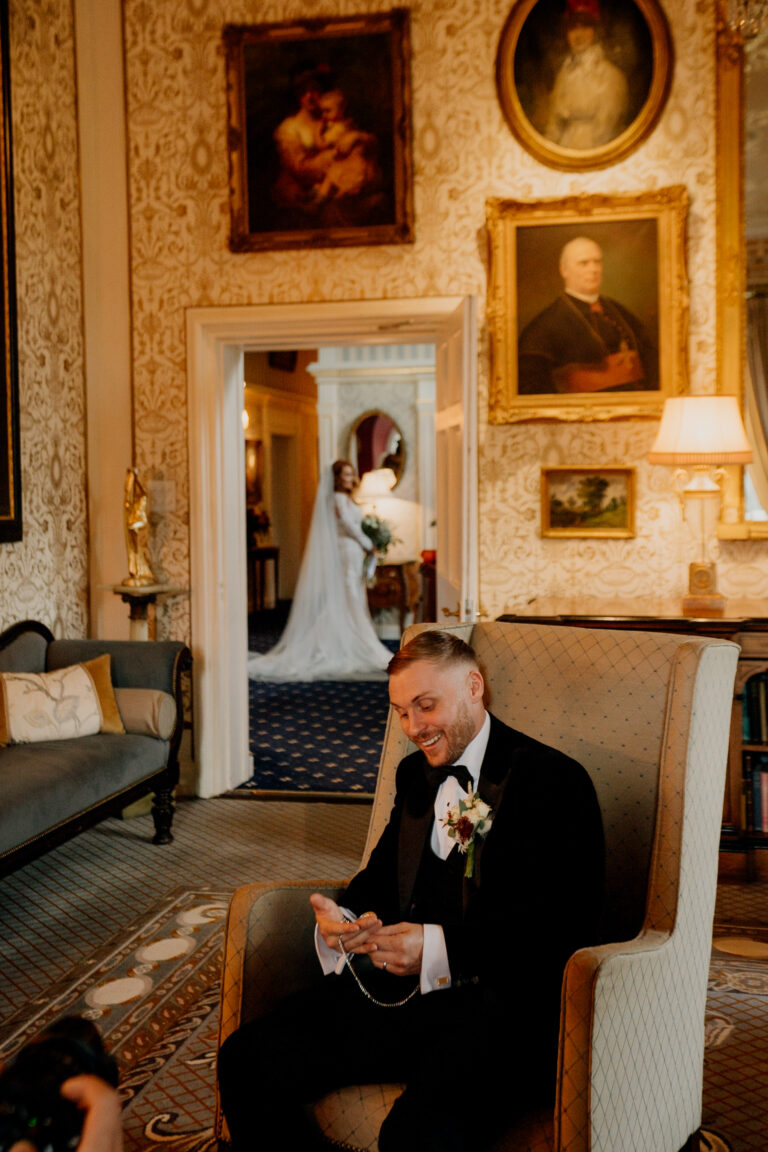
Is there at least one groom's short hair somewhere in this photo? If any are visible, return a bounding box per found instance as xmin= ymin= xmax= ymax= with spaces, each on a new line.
xmin=386 ymin=629 xmax=478 ymax=678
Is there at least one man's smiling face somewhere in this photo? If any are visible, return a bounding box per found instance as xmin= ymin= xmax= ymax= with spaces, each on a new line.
xmin=388 ymin=657 xmax=486 ymax=768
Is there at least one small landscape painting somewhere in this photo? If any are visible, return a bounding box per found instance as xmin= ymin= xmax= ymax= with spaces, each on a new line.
xmin=541 ymin=466 xmax=635 ymax=537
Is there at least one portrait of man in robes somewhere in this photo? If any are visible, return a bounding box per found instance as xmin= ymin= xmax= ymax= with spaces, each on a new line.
xmin=516 ymin=222 xmax=660 ymax=396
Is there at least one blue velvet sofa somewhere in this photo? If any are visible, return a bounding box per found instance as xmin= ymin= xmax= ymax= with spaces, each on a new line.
xmin=0 ymin=619 xmax=191 ymax=878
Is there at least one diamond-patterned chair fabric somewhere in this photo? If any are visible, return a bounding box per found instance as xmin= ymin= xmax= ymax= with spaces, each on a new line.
xmin=215 ymin=621 xmax=738 ymax=1152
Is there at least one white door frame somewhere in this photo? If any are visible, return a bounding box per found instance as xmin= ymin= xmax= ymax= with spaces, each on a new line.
xmin=186 ymin=297 xmax=472 ymax=797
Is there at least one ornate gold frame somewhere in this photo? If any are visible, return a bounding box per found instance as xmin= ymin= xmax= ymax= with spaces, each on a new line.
xmin=541 ymin=466 xmax=635 ymax=538
xmin=714 ymin=2 xmax=753 ymax=535
xmin=495 ymin=0 xmax=673 ymax=171
xmin=487 ymin=187 xmax=689 ymax=424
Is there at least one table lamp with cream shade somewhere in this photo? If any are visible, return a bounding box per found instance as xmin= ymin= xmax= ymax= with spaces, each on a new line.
xmin=648 ymin=395 xmax=752 ymax=612
xmin=356 ymin=467 xmax=397 ymax=504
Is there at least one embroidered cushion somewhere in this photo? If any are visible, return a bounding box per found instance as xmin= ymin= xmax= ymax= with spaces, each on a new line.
xmin=0 ymin=655 xmax=125 ymax=745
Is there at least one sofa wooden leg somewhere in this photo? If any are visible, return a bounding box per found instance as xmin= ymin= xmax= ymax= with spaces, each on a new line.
xmin=151 ymin=787 xmax=175 ymax=844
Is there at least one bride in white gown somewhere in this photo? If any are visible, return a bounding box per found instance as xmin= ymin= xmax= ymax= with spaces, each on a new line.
xmin=247 ymin=459 xmax=392 ymax=681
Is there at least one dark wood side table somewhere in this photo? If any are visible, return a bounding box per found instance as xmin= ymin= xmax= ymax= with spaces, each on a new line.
xmin=248 ymin=544 xmax=279 ymax=612
xmin=367 ymin=561 xmax=421 ymax=633
xmin=419 ymin=560 xmax=436 ymax=622
xmin=499 ymin=597 xmax=768 ymax=879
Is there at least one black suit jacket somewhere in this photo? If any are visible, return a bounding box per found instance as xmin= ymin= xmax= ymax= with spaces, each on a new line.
xmin=518 ymin=293 xmax=659 ymax=394
xmin=344 ymin=713 xmax=604 ymax=1030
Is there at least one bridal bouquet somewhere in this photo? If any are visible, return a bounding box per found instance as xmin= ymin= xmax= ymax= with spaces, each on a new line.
xmin=441 ymin=791 xmax=493 ymax=879
xmin=361 ymin=514 xmax=398 ymax=557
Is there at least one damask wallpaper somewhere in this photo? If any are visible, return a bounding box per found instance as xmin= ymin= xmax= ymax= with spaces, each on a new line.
xmin=3 ymin=0 xmax=763 ymax=770
xmin=120 ymin=0 xmax=767 ymax=626
xmin=0 ymin=0 xmax=88 ymax=636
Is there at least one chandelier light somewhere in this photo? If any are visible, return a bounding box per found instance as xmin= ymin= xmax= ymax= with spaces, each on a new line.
xmin=727 ymin=0 xmax=768 ymax=39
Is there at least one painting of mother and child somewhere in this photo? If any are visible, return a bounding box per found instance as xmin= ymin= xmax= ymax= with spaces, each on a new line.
xmin=227 ymin=15 xmax=413 ymax=248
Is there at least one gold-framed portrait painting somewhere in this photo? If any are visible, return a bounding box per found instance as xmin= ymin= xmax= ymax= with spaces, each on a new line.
xmin=223 ymin=10 xmax=414 ymax=252
xmin=496 ymin=0 xmax=673 ymax=171
xmin=541 ymin=466 xmax=635 ymax=537
xmin=486 ymin=187 xmax=689 ymax=424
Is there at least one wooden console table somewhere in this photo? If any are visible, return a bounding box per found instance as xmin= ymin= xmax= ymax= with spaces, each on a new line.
xmin=499 ymin=598 xmax=768 ymax=876
xmin=248 ymin=544 xmax=279 ymax=613
xmin=367 ymin=561 xmax=420 ymax=633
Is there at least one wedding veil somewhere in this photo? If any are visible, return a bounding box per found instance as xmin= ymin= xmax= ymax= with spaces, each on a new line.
xmin=247 ymin=465 xmax=390 ymax=681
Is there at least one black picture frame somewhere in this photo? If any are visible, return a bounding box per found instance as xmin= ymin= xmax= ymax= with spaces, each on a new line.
xmin=223 ymin=9 xmax=414 ymax=252
xmin=0 ymin=0 xmax=20 ymax=542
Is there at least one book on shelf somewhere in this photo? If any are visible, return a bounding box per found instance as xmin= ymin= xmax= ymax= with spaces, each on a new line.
xmin=743 ymin=698 xmax=752 ymax=742
xmin=744 ymin=674 xmax=768 ymax=745
xmin=753 ymin=764 xmax=763 ymax=833
xmin=742 ymin=750 xmax=768 ymax=832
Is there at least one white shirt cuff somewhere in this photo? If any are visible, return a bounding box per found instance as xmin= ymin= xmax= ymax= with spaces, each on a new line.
xmin=316 ymin=918 xmax=452 ymax=993
xmin=420 ymin=924 xmax=452 ymax=993
xmin=315 ymin=908 xmax=354 ymax=975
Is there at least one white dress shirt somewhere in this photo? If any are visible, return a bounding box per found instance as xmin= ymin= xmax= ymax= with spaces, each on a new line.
xmin=316 ymin=711 xmax=491 ymax=994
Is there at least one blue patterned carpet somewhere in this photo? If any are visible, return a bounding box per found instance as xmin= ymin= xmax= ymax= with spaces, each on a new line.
xmin=239 ymin=614 xmax=394 ymax=794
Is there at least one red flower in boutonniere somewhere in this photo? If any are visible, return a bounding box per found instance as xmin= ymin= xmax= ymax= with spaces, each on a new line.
xmin=441 ymin=790 xmax=493 ymax=878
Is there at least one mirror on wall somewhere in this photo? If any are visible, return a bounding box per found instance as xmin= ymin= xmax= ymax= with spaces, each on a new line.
xmin=348 ymin=410 xmax=405 ymax=488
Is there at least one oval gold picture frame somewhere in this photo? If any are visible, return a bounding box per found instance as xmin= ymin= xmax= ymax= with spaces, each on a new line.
xmin=496 ymin=0 xmax=673 ymax=171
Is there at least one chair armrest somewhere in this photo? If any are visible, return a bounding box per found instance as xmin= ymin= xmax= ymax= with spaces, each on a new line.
xmin=218 ymin=879 xmax=349 ymax=1050
xmin=556 ymin=928 xmax=702 ymax=1152
xmin=215 ymin=879 xmax=349 ymax=1148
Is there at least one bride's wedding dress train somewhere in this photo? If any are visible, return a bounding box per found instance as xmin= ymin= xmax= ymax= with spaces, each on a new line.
xmin=247 ymin=466 xmax=392 ymax=682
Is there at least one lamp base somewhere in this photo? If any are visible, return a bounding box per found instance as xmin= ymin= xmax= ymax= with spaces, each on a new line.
xmin=682 ymin=592 xmax=726 ymax=615
xmin=683 ymin=562 xmax=725 ymax=615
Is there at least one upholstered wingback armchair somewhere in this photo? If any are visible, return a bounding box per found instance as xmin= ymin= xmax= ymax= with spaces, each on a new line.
xmin=216 ymin=620 xmax=738 ymax=1152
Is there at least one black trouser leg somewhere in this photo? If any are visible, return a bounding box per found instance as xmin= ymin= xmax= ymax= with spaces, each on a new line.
xmin=217 ymin=972 xmax=412 ymax=1151
xmin=217 ymin=974 xmax=550 ymax=1152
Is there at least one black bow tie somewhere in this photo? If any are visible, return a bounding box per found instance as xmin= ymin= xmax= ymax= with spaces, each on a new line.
xmin=424 ymin=763 xmax=472 ymax=792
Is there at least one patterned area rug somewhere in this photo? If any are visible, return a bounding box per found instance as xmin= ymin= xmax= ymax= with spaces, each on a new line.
xmin=0 ymin=801 xmax=762 ymax=1152
xmin=0 ymin=798 xmax=370 ymax=1152
xmin=2 ymin=909 xmax=761 ymax=1149
xmin=702 ymin=925 xmax=768 ymax=1151
xmin=0 ymin=890 xmax=223 ymax=1151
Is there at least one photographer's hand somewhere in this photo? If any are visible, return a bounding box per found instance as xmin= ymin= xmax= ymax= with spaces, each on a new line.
xmin=60 ymin=1075 xmax=123 ymax=1152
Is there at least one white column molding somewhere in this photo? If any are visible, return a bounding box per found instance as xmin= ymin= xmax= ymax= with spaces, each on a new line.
xmin=315 ymin=381 xmax=339 ymax=470
xmin=416 ymin=376 xmax=437 ymax=551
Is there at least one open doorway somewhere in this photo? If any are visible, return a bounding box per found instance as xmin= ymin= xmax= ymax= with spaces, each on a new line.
xmin=243 ymin=343 xmax=437 ymax=642
xmin=187 ymin=296 xmax=477 ymax=797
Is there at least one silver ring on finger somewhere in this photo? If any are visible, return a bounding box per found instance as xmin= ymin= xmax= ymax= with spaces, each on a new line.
xmin=382 ymin=961 xmax=387 ymax=970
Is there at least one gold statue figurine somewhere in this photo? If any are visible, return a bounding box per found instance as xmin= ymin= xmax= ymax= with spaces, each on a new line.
xmin=123 ymin=467 xmax=156 ymax=587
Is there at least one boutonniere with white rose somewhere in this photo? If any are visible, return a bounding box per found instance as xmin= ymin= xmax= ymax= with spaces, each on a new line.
xmin=441 ymin=791 xmax=493 ymax=879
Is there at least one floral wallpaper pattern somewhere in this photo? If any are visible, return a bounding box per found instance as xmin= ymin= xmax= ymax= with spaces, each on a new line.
xmin=2 ymin=0 xmax=763 ymax=660
xmin=0 ymin=0 xmax=87 ymax=637
xmin=123 ymin=0 xmax=768 ymax=631
xmin=0 ymin=0 xmax=755 ymax=649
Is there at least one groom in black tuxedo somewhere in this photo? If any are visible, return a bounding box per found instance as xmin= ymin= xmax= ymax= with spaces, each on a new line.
xmin=218 ymin=630 xmax=604 ymax=1152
